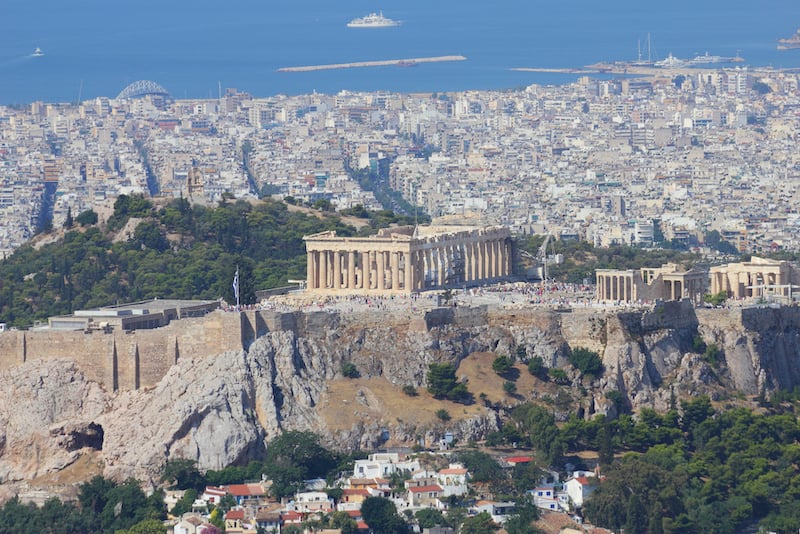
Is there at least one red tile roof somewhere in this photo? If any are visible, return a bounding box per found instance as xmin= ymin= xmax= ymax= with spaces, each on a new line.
xmin=226 ymin=510 xmax=245 ymax=520
xmin=409 ymin=485 xmax=443 ymax=493
xmin=226 ymin=483 xmax=265 ymax=496
xmin=439 ymin=468 xmax=468 ymax=475
xmin=505 ymin=456 xmax=533 ymax=464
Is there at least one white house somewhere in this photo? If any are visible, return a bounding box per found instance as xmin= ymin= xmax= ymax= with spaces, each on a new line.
xmin=291 ymin=491 xmax=334 ymax=514
xmin=407 ymin=485 xmax=445 ymax=508
xmin=353 ymin=452 xmax=421 ymax=478
xmin=473 ymin=501 xmax=516 ymax=525
xmin=529 ymin=487 xmax=561 ymax=512
xmin=435 ymin=464 xmax=469 ymax=497
xmin=564 ymin=472 xmax=600 ymax=509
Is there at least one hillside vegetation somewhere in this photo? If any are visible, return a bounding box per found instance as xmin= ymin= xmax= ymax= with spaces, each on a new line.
xmin=0 ymin=196 xmax=367 ymax=328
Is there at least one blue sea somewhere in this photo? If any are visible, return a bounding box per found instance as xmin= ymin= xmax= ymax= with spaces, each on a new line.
xmin=2 ymin=0 xmax=800 ymax=104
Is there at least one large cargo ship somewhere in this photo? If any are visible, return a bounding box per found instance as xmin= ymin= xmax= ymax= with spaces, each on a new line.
xmin=347 ymin=12 xmax=400 ymax=28
xmin=778 ymin=29 xmax=800 ymax=50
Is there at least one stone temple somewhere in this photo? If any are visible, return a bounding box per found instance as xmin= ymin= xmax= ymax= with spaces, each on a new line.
xmin=303 ymin=225 xmax=513 ymax=295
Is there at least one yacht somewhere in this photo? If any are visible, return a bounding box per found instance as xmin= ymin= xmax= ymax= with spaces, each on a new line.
xmin=347 ymin=12 xmax=400 ymax=28
xmin=33 ymin=47 xmax=44 ymax=57
xmin=654 ymin=53 xmax=686 ymax=68
xmin=689 ymin=52 xmax=724 ymax=65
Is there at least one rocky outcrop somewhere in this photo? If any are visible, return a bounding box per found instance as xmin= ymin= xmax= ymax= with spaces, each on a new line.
xmin=0 ymin=360 xmax=106 ymax=483
xmin=2 ymin=302 xmax=800 ymax=488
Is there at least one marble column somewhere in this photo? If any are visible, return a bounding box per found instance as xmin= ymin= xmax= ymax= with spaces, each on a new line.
xmin=436 ymin=247 xmax=445 ymax=286
xmin=307 ymin=251 xmax=315 ymax=289
xmin=333 ymin=251 xmax=341 ymax=289
xmin=376 ymin=251 xmax=384 ymax=290
xmin=319 ymin=250 xmax=328 ymax=289
xmin=361 ymin=251 xmax=370 ymax=289
xmin=404 ymin=251 xmax=413 ymax=291
xmin=348 ymin=251 xmax=356 ymax=289
xmin=391 ymin=251 xmax=399 ymax=290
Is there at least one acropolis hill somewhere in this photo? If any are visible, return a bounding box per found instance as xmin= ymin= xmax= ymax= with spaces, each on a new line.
xmin=2 ymin=297 xmax=798 ymax=392
xmin=1 ymin=292 xmax=800 ymax=488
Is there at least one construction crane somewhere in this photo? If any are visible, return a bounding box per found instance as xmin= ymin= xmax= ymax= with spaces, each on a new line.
xmin=520 ymin=234 xmax=552 ymax=281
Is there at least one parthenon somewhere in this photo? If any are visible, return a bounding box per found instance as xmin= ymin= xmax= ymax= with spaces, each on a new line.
xmin=303 ymin=225 xmax=513 ymax=294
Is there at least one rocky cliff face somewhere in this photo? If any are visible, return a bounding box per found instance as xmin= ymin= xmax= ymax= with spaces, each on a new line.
xmin=1 ymin=302 xmax=799 ymax=492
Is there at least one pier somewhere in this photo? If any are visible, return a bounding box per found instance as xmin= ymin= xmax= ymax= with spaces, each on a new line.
xmin=278 ymin=55 xmax=467 ymax=72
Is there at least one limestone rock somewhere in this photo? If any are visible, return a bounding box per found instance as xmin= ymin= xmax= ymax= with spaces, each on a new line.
xmin=5 ymin=302 xmax=800 ymax=489
xmin=0 ymin=359 xmax=106 ymax=482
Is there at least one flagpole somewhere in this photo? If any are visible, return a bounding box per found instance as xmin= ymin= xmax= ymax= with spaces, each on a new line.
xmin=233 ymin=265 xmax=240 ymax=312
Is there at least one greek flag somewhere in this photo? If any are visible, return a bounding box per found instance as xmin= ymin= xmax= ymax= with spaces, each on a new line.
xmin=232 ymin=267 xmax=240 ymax=305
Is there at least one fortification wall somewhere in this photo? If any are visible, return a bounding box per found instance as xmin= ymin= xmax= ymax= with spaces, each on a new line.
xmin=0 ymin=310 xmax=248 ymax=392
xmin=4 ymin=301 xmax=798 ymax=395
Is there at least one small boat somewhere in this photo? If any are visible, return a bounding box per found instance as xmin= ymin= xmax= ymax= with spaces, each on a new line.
xmin=33 ymin=47 xmax=44 ymax=57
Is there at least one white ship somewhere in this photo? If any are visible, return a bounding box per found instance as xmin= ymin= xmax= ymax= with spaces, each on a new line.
xmin=689 ymin=51 xmax=724 ymax=65
xmin=32 ymin=47 xmax=44 ymax=57
xmin=654 ymin=52 xmax=686 ymax=68
xmin=347 ymin=12 xmax=400 ymax=28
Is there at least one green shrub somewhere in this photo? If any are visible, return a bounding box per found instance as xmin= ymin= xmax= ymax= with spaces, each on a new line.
xmin=436 ymin=409 xmax=451 ymax=421
xmin=569 ymin=347 xmax=604 ymax=376
xmin=402 ymin=385 xmax=418 ymax=396
xmin=527 ymin=356 xmax=547 ymax=379
xmin=549 ymin=368 xmax=570 ymax=385
xmin=492 ymin=355 xmax=513 ymax=375
xmin=341 ymin=362 xmax=360 ymax=378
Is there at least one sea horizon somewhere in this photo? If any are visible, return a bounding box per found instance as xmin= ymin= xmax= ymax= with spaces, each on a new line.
xmin=2 ymin=0 xmax=800 ymax=105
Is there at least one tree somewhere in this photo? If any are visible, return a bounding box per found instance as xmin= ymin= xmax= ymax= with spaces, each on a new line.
xmin=134 ymin=220 xmax=169 ymax=252
xmin=426 ymin=363 xmax=471 ymax=402
xmin=436 ymin=409 xmax=451 ymax=421
xmin=99 ymin=478 xmax=156 ymax=533
xmin=681 ymin=396 xmax=714 ymax=433
xmin=361 ymin=497 xmax=407 ymax=534
xmin=427 ymin=363 xmax=457 ymax=398
xmin=416 ymin=508 xmax=446 ymax=529
xmin=312 ymin=199 xmax=333 ymax=211
xmin=569 ymin=347 xmax=604 ymax=377
xmin=492 ymin=355 xmax=513 ymax=376
xmin=331 ymin=510 xmax=359 ymax=534
xmin=513 ymin=403 xmax=566 ymax=465
xmin=504 ymin=501 xmax=540 ymax=534
xmin=461 ymin=512 xmax=499 ymax=534
xmin=161 ymin=458 xmax=206 ymax=491
xmin=64 ymin=207 xmax=74 ymax=229
xmin=527 ymin=356 xmax=547 ymax=380
xmin=457 ymin=450 xmax=506 ymax=484
xmin=504 ymin=381 xmax=517 ymax=395
xmin=169 ymin=488 xmax=198 ymax=517
xmin=117 ymin=518 xmax=169 ymax=534
xmin=78 ymin=475 xmax=117 ymax=530
xmin=341 ymin=362 xmax=360 ymax=378
xmin=263 ymin=431 xmax=338 ymax=498
xmin=76 ymin=209 xmax=99 ymax=227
